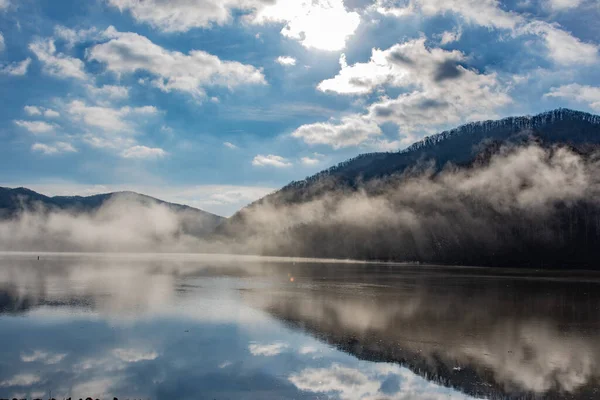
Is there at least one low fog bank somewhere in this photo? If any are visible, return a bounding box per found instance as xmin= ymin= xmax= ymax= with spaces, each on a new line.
xmin=3 ymin=143 xmax=600 ymax=267
xmin=0 ymin=194 xmax=223 ymax=253
xmin=223 ymin=143 xmax=600 ymax=267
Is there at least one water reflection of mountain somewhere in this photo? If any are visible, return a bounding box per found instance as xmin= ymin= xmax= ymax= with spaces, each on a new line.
xmin=2 ymin=255 xmax=600 ymax=399
xmin=0 ymin=283 xmax=96 ymax=314
xmin=244 ymin=266 xmax=600 ymax=400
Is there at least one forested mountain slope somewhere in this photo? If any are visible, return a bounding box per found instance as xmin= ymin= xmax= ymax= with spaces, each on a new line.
xmin=247 ymin=108 xmax=600 ymax=207
xmin=216 ymin=109 xmax=600 ymax=268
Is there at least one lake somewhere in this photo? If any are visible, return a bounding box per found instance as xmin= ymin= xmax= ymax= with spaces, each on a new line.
xmin=0 ymin=253 xmax=598 ymax=399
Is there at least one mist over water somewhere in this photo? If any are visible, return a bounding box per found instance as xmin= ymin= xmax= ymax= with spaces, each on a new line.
xmin=2 ymin=144 xmax=600 ymax=267
xmin=0 ymin=195 xmax=212 ymax=252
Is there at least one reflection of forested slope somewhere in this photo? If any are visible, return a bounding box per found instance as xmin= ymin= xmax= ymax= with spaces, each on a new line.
xmin=244 ymin=268 xmax=600 ymax=399
xmin=216 ymin=109 xmax=600 ymax=268
xmin=0 ymin=284 xmax=95 ymax=314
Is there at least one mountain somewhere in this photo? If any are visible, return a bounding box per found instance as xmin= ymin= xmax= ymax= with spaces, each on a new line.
xmin=216 ymin=108 xmax=600 ymax=268
xmin=233 ymin=108 xmax=600 ymax=209
xmin=0 ymin=187 xmax=224 ymax=237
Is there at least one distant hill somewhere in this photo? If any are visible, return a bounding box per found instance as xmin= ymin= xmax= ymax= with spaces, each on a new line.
xmin=216 ymin=108 xmax=600 ymax=268
xmin=0 ymin=187 xmax=224 ymax=237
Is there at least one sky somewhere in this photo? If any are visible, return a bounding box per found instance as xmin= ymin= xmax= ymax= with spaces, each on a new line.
xmin=0 ymin=0 xmax=599 ymax=216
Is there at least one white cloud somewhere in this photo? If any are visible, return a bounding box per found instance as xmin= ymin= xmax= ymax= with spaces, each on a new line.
xmin=113 ymin=348 xmax=158 ymax=363
xmin=0 ymin=0 xmax=8 ymax=10
xmin=375 ymin=0 xmax=522 ymax=30
xmin=54 ymin=25 xmax=98 ymax=47
xmin=65 ymin=99 xmax=161 ymax=160
xmin=367 ymin=85 xmax=508 ymax=135
xmin=29 ymin=38 xmax=87 ymax=80
xmin=252 ymin=154 xmax=292 ymax=168
xmin=21 ymin=350 xmax=67 ymax=364
xmin=248 ymin=342 xmax=288 ymax=356
xmin=0 ymin=57 xmax=31 ymax=76
xmin=521 ymin=21 xmax=598 ymax=65
xmin=44 ymin=109 xmax=60 ymax=118
xmin=317 ymin=52 xmax=397 ymax=95
xmin=0 ymin=32 xmax=5 ymax=53
xmin=132 ymin=106 xmax=157 ymax=114
xmin=70 ymin=377 xmax=115 ymax=398
xmin=25 ymin=105 xmax=60 ymax=118
xmin=107 ymin=0 xmax=248 ymax=32
xmin=320 ymin=38 xmax=480 ymax=95
xmin=24 ymin=105 xmax=42 ymax=116
xmin=301 ymin=156 xmax=321 ymax=166
xmin=87 ymin=84 xmax=130 ymax=100
xmin=31 ymin=142 xmax=77 ymax=155
xmin=298 ymin=345 xmax=320 ymax=355
xmin=545 ymin=0 xmax=583 ymax=11
xmin=292 ymin=115 xmax=383 ymax=149
xmin=317 ymin=39 xmax=511 ymax=136
xmin=108 ymin=0 xmax=360 ymax=51
xmin=67 ymin=100 xmax=158 ymax=132
xmin=276 ymin=56 xmax=297 ymax=66
xmin=440 ymin=26 xmax=463 ymax=44
xmin=0 ymin=374 xmax=41 ymax=387
xmin=249 ymin=0 xmax=361 ymax=51
xmin=223 ymin=141 xmax=238 ymax=149
xmin=374 ymin=0 xmax=598 ymax=66
xmin=14 ymin=120 xmax=56 ymax=134
xmin=121 ymin=145 xmax=167 ymax=159
xmin=82 ymin=133 xmax=135 ymax=151
xmin=545 ymin=83 xmax=600 ymax=111
xmin=87 ymin=27 xmax=266 ymax=99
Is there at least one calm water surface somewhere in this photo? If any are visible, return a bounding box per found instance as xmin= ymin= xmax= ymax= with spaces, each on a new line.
xmin=0 ymin=253 xmax=598 ymax=399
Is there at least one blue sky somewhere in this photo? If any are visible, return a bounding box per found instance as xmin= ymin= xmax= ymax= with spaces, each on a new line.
xmin=0 ymin=0 xmax=599 ymax=216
